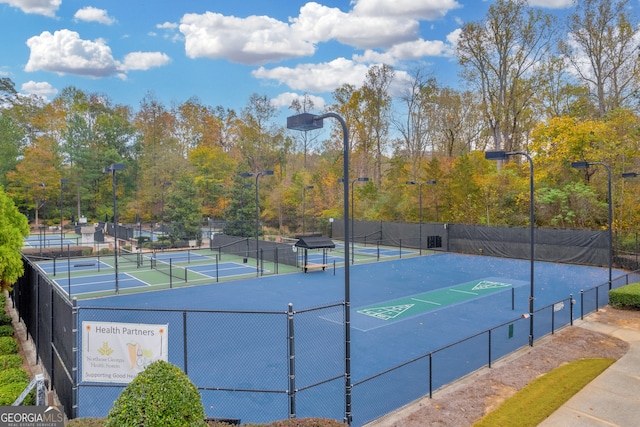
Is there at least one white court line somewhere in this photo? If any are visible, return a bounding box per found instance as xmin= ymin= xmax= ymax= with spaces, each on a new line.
xmin=411 ymin=297 xmax=441 ymax=306
xmin=450 ymin=289 xmax=478 ymax=295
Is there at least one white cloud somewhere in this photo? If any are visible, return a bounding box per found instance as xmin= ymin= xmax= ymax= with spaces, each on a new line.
xmin=352 ymin=0 xmax=462 ymax=20
xmin=271 ymin=92 xmax=326 ymax=110
xmin=122 ymin=52 xmax=171 ymax=71
xmin=74 ymin=7 xmax=116 ymax=25
xmin=157 ymin=22 xmax=178 ymax=30
xmin=24 ymin=29 xmax=170 ymax=79
xmin=0 ymin=0 xmax=60 ymax=17
xmin=253 ymin=57 xmax=372 ymax=93
xmin=25 ymin=30 xmax=121 ymax=78
xmin=21 ymin=80 xmax=57 ymax=97
xmin=291 ymin=2 xmax=419 ymax=49
xmin=527 ymin=0 xmax=573 ymax=9
xmin=180 ymin=12 xmax=315 ymax=65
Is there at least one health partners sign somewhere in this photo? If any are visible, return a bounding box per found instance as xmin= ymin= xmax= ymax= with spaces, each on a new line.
xmin=82 ymin=321 xmax=168 ymax=384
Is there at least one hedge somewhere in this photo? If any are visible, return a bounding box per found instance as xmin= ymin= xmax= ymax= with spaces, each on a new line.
xmin=610 ymin=282 xmax=640 ymax=309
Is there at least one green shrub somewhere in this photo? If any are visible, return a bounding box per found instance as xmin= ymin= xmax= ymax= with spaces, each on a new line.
xmin=105 ymin=360 xmax=207 ymax=427
xmin=0 ymin=293 xmax=6 ymax=306
xmin=0 ymin=312 xmax=11 ymax=326
xmin=0 ymin=325 xmax=14 ymax=337
xmin=0 ymin=368 xmax=29 ymax=384
xmin=0 ymin=381 xmax=30 ymax=405
xmin=67 ymin=418 xmax=106 ymax=427
xmin=0 ymin=355 xmax=23 ymax=370
xmin=610 ymin=282 xmax=640 ymax=309
xmin=0 ymin=336 xmax=18 ymax=355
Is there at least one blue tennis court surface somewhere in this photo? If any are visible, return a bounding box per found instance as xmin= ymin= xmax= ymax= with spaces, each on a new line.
xmin=187 ymin=262 xmax=258 ymax=278
xmin=38 ymin=260 xmax=111 ymax=275
xmin=55 ymin=273 xmax=149 ymax=295
xmin=73 ymin=253 xmax=621 ymax=424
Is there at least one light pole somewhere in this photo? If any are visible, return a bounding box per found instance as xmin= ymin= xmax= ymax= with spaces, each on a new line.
xmin=24 ymin=185 xmax=31 ymax=223
xmin=104 ymin=163 xmax=125 ymax=294
xmin=302 ymin=185 xmax=314 ymax=235
xmin=572 ymin=161 xmax=613 ymax=289
xmin=486 ymin=151 xmax=535 ymax=346
xmin=161 ymin=181 xmax=172 ymax=241
xmin=60 ymin=179 xmax=68 ymax=252
xmin=38 ymin=183 xmax=46 ymax=255
xmin=287 ymin=112 xmax=352 ymax=424
xmin=406 ymin=180 xmax=436 ymax=254
xmin=251 ymin=171 xmax=273 ymax=276
xmin=351 ymin=177 xmax=369 ymax=264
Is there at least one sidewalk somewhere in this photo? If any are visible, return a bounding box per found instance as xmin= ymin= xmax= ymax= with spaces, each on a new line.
xmin=538 ymin=317 xmax=640 ymax=426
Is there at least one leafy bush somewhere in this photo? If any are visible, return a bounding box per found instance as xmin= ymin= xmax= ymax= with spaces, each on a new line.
xmin=610 ymin=282 xmax=640 ymax=309
xmin=0 ymin=324 xmax=14 ymax=337
xmin=0 ymin=355 xmax=23 ymax=370
xmin=0 ymin=336 xmax=18 ymax=355
xmin=105 ymin=360 xmax=207 ymax=427
xmin=0 ymin=293 xmax=6 ymax=306
xmin=67 ymin=418 xmax=105 ymax=427
xmin=0 ymin=381 xmax=30 ymax=405
xmin=0 ymin=312 xmax=11 ymax=326
xmin=0 ymin=368 xmax=28 ymax=384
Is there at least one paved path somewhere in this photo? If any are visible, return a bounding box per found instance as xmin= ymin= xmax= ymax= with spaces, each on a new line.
xmin=538 ymin=319 xmax=640 ymax=426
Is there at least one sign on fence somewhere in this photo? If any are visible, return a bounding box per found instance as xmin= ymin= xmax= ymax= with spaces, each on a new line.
xmin=82 ymin=321 xmax=168 ymax=384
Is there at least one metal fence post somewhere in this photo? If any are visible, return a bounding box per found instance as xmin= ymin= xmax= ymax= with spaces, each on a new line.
xmin=287 ymin=303 xmax=296 ymax=419
xmin=569 ymin=294 xmax=574 ymax=326
xmin=72 ymin=298 xmax=78 ymax=418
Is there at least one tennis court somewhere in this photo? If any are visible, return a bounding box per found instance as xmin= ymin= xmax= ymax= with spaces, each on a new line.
xmin=66 ymin=251 xmax=623 ymax=425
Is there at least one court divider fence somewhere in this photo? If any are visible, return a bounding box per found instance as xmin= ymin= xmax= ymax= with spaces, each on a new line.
xmin=11 ymin=254 xmax=640 ymax=425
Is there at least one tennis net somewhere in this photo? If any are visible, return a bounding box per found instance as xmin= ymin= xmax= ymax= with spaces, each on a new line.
xmin=150 ymin=257 xmax=187 ymax=283
xmin=120 ymin=248 xmax=143 ymax=267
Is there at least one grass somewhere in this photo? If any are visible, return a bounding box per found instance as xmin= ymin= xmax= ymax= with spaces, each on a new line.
xmin=473 ymin=358 xmax=615 ymax=427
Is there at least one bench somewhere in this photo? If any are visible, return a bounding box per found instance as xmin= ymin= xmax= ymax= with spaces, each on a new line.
xmin=303 ymin=263 xmax=328 ymax=273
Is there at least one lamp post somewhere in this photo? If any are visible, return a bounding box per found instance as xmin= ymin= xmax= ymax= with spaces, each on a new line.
xmin=161 ymin=181 xmax=172 ymax=241
xmin=622 ymin=172 xmax=638 ymax=269
xmin=287 ymin=112 xmax=352 ymax=424
xmin=104 ymin=163 xmax=125 ymax=294
xmin=24 ymin=185 xmax=31 ymax=222
xmin=486 ymin=151 xmax=535 ymax=346
xmin=60 ymin=179 xmax=68 ymax=252
xmin=406 ymin=180 xmax=436 ymax=254
xmin=253 ymin=171 xmax=273 ymax=276
xmin=38 ymin=183 xmax=46 ymax=255
xmin=351 ymin=177 xmax=369 ymax=264
xmin=572 ymin=161 xmax=613 ymax=289
xmin=302 ymin=185 xmax=314 ymax=235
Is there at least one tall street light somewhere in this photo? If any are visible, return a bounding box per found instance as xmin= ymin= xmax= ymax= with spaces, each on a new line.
xmin=572 ymin=161 xmax=613 ymax=289
xmin=161 ymin=181 xmax=172 ymax=240
xmin=60 ymin=179 xmax=68 ymax=252
xmin=351 ymin=177 xmax=369 ymax=264
xmin=253 ymin=171 xmax=273 ymax=276
xmin=406 ymin=180 xmax=436 ymax=255
xmin=104 ymin=163 xmax=125 ymax=294
xmin=486 ymin=151 xmax=535 ymax=346
xmin=38 ymin=183 xmax=46 ymax=255
xmin=287 ymin=112 xmax=353 ymax=424
xmin=24 ymin=185 xmax=31 ymax=222
xmin=302 ymin=185 xmax=314 ymax=235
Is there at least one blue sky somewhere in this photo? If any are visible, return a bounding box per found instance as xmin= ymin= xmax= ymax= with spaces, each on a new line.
xmin=1 ymin=0 xmax=576 ymax=114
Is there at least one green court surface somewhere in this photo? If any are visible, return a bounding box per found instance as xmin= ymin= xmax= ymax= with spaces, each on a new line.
xmin=356 ymin=279 xmax=513 ymax=321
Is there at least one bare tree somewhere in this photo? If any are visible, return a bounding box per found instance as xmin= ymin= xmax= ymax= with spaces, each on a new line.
xmin=456 ymin=0 xmax=558 ymax=152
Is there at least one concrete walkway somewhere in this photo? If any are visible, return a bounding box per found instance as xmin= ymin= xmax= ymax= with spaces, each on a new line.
xmin=538 ymin=319 xmax=640 ymax=426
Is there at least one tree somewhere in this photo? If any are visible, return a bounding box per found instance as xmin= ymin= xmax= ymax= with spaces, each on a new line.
xmin=223 ymin=173 xmax=255 ymax=237
xmin=289 ymin=93 xmax=321 ymax=168
xmin=0 ymin=186 xmax=29 ymax=292
xmin=164 ymin=175 xmax=203 ymax=244
xmin=456 ymin=0 xmax=558 ymax=152
xmin=561 ymin=0 xmax=640 ymax=117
